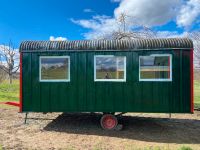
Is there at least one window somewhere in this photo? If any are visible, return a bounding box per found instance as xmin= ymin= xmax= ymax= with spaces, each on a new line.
xmin=40 ymin=56 xmax=70 ymax=82
xmin=139 ymin=54 xmax=172 ymax=81
xmin=94 ymin=55 xmax=126 ymax=82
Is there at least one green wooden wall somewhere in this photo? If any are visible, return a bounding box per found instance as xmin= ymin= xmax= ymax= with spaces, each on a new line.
xmin=22 ymin=49 xmax=192 ymax=113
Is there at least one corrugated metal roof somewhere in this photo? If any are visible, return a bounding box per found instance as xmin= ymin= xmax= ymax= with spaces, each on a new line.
xmin=19 ymin=38 xmax=193 ymax=52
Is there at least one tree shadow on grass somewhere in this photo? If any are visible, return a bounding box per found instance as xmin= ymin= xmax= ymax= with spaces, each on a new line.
xmin=43 ymin=113 xmax=200 ymax=144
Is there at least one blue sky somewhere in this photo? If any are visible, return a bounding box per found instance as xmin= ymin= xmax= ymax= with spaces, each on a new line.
xmin=0 ymin=0 xmax=199 ymax=48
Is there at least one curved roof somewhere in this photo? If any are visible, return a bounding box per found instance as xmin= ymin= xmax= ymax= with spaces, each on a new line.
xmin=19 ymin=38 xmax=193 ymax=52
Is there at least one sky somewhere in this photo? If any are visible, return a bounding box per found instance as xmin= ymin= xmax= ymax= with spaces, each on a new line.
xmin=0 ymin=0 xmax=200 ymax=48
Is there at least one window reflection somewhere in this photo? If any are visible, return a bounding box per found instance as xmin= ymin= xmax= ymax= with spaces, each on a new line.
xmin=95 ymin=56 xmax=126 ymax=80
xmin=40 ymin=57 xmax=69 ymax=80
xmin=140 ymin=55 xmax=171 ymax=80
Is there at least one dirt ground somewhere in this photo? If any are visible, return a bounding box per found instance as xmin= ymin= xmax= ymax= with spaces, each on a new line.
xmin=0 ymin=107 xmax=200 ymax=150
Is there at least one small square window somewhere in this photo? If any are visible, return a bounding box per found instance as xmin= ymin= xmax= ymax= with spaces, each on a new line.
xmin=40 ymin=56 xmax=70 ymax=82
xmin=139 ymin=54 xmax=172 ymax=81
xmin=94 ymin=55 xmax=126 ymax=82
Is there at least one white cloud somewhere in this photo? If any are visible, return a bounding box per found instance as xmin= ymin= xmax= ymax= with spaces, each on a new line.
xmin=71 ymin=16 xmax=118 ymax=39
xmin=155 ymin=31 xmax=187 ymax=38
xmin=71 ymin=18 xmax=101 ymax=29
xmin=83 ymin=8 xmax=94 ymax=13
xmin=72 ymin=0 xmax=200 ymax=39
xmin=49 ymin=36 xmax=67 ymax=41
xmin=114 ymin=0 xmax=180 ymax=26
xmin=176 ymin=0 xmax=200 ymax=28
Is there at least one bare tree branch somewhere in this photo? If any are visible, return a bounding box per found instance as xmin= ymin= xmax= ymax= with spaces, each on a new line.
xmin=0 ymin=66 xmax=9 ymax=73
xmin=0 ymin=41 xmax=19 ymax=84
xmin=185 ymin=31 xmax=200 ymax=68
xmin=106 ymin=13 xmax=157 ymax=40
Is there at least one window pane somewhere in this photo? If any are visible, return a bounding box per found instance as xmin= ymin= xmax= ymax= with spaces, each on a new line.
xmin=41 ymin=57 xmax=69 ymax=80
xmin=140 ymin=55 xmax=171 ymax=80
xmin=95 ymin=56 xmax=125 ymax=80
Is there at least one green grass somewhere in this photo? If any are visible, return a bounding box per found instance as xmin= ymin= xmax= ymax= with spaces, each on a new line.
xmin=0 ymin=80 xmax=19 ymax=102
xmin=178 ymin=146 xmax=193 ymax=150
xmin=96 ymin=71 xmax=124 ymax=79
xmin=194 ymin=80 xmax=200 ymax=108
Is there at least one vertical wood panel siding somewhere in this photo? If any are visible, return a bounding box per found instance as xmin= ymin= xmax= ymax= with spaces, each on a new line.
xmin=22 ymin=49 xmax=191 ymax=113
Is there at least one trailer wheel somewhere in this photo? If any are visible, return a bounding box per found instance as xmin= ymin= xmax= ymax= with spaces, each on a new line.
xmin=100 ymin=114 xmax=118 ymax=130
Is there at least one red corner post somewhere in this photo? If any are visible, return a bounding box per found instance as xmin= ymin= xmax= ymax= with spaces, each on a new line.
xmin=190 ymin=49 xmax=194 ymax=113
xmin=19 ymin=52 xmax=23 ymax=112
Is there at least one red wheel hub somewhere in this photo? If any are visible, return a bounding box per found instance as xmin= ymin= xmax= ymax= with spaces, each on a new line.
xmin=101 ymin=114 xmax=118 ymax=130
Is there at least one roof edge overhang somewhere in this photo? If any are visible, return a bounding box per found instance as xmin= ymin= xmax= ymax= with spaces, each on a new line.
xmin=19 ymin=38 xmax=193 ymax=52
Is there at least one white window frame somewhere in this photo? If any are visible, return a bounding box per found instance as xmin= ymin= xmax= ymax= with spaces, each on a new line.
xmin=139 ymin=54 xmax=172 ymax=82
xmin=39 ymin=56 xmax=70 ymax=82
xmin=94 ymin=55 xmax=126 ymax=82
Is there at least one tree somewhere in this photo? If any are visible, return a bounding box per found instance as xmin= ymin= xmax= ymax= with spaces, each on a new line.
xmin=185 ymin=31 xmax=200 ymax=68
xmin=0 ymin=67 xmax=6 ymax=83
xmin=0 ymin=41 xmax=19 ymax=84
xmin=103 ymin=13 xmax=157 ymax=40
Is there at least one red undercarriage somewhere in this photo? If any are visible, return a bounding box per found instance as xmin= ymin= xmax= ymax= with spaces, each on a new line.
xmin=0 ymin=102 xmax=20 ymax=107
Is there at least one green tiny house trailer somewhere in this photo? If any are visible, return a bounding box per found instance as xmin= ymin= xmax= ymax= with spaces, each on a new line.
xmin=19 ymin=38 xmax=194 ymax=129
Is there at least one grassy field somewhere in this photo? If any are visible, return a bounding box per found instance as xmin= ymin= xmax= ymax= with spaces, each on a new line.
xmin=194 ymin=80 xmax=200 ymax=108
xmin=41 ymin=67 xmax=68 ymax=80
xmin=0 ymin=80 xmax=19 ymax=102
xmin=0 ymin=79 xmax=199 ymax=109
xmin=96 ymin=71 xmax=124 ymax=79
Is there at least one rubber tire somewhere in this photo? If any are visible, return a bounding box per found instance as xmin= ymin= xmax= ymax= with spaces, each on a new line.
xmin=100 ymin=114 xmax=118 ymax=130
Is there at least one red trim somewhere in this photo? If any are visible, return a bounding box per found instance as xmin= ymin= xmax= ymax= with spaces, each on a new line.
xmin=190 ymin=49 xmax=194 ymax=113
xmin=0 ymin=102 xmax=20 ymax=107
xmin=6 ymin=102 xmax=20 ymax=107
xmin=19 ymin=52 xmax=23 ymax=112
